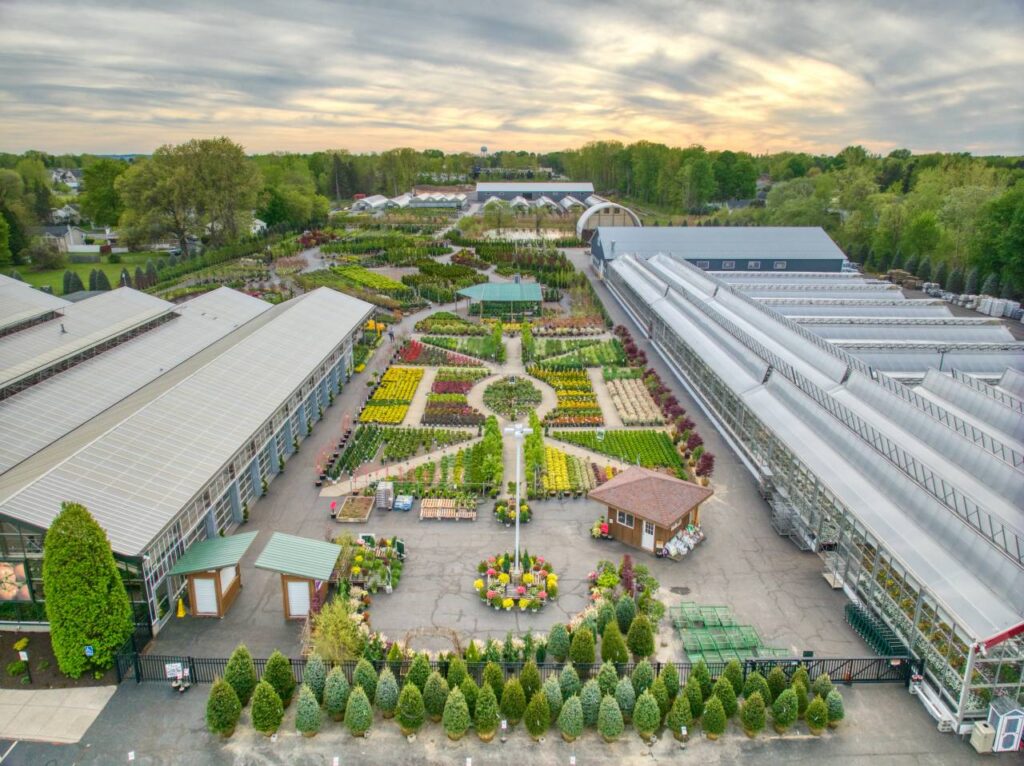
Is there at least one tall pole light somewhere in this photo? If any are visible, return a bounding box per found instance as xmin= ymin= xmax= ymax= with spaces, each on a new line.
xmin=504 ymin=423 xmax=533 ymax=576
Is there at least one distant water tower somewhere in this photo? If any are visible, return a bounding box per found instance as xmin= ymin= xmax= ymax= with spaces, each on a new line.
xmin=480 ymin=146 xmax=488 ymax=156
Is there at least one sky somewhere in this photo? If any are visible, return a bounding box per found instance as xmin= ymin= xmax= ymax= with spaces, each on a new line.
xmin=0 ymin=0 xmax=1022 ymax=157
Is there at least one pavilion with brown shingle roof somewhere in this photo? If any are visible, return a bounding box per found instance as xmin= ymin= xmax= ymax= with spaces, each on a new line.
xmin=587 ymin=467 xmax=713 ymax=555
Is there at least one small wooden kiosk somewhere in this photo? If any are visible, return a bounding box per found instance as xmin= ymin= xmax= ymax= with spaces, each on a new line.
xmin=169 ymin=532 xmax=257 ymax=618
xmin=588 ymin=467 xmax=712 ymax=556
xmin=254 ymin=533 xmax=342 ymax=620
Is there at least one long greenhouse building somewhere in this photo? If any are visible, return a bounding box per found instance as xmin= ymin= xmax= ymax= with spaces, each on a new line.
xmin=0 ymin=278 xmax=373 ymax=631
xmin=603 ymin=254 xmax=1024 ymax=729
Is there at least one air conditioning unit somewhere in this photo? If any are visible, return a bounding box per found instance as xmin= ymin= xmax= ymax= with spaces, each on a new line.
xmin=970 ymin=721 xmax=995 ymax=754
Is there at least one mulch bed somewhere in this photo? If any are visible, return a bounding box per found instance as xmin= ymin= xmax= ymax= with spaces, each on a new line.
xmin=335 ymin=495 xmax=375 ymax=523
xmin=0 ymin=629 xmax=115 ymax=689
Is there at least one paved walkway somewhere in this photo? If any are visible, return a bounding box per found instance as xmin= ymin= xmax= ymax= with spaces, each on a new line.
xmin=0 ymin=686 xmax=116 ymax=744
xmin=401 ymin=365 xmax=437 ymax=426
xmin=587 ymin=366 xmax=624 ymax=427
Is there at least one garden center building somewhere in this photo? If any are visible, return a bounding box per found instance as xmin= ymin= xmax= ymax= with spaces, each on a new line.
xmin=0 ymin=278 xmax=373 ymax=631
xmin=604 ymin=252 xmax=1024 ymax=730
xmin=590 ymin=226 xmax=849 ymax=273
xmin=474 ymin=181 xmax=594 ymax=202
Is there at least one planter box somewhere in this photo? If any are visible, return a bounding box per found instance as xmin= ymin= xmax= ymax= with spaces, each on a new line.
xmin=335 ymin=496 xmax=374 ymax=523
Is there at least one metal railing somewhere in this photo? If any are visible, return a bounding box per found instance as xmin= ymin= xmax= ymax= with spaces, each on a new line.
xmin=952 ymin=368 xmax=1024 ymax=414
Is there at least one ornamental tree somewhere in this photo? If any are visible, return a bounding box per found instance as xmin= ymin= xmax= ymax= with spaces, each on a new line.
xmin=812 ymin=672 xmax=834 ymax=700
xmin=443 ymin=687 xmax=471 ymax=740
xmin=474 ymin=682 xmax=500 ymax=737
xmin=374 ymin=667 xmax=399 ymax=717
xmin=344 ymin=686 xmax=373 ymax=737
xmin=806 ymin=696 xmax=828 ymax=733
xmin=597 ymin=661 xmax=619 ymax=697
xmin=460 ymin=676 xmax=479 ymax=719
xmin=631 ymin=659 xmax=654 ymax=697
xmin=569 ymin=626 xmax=596 ymax=666
xmin=826 ymin=689 xmax=845 ymax=727
xmin=407 ymin=652 xmax=431 ymax=691
xmin=251 ymin=680 xmax=284 ymax=735
xmin=423 ymin=671 xmax=450 ymax=722
xmin=206 ymin=677 xmax=241 ymax=737
xmin=601 ymin=621 xmax=629 ymax=664
xmin=559 ymin=662 xmax=581 ymax=699
xmin=740 ymin=691 xmax=766 ymax=736
xmin=665 ymin=691 xmax=693 ymax=739
xmin=482 ymin=661 xmax=505 ymax=700
xmin=520 ymin=659 xmax=542 ymax=702
xmin=650 ymin=675 xmax=670 ymax=718
xmin=685 ymin=676 xmax=704 ymax=720
xmin=295 ymin=684 xmax=323 ymax=736
xmin=615 ymin=594 xmax=637 ymax=634
xmin=626 ymin=614 xmax=655 ymax=658
xmin=713 ymin=675 xmax=738 ymax=718
xmin=723 ymin=660 xmax=743 ymax=700
xmin=596 ymin=601 xmax=616 ymax=637
xmin=396 ymin=682 xmax=425 ymax=735
xmin=42 ymin=502 xmax=134 ymax=677
xmin=558 ymin=694 xmax=584 ymax=740
xmin=303 ymin=654 xmax=328 ymax=704
xmin=263 ymin=651 xmax=296 ymax=707
xmin=615 ymin=676 xmax=636 ymax=721
xmin=580 ymin=679 xmax=602 ymax=727
xmin=500 ymin=677 xmax=526 ymax=726
xmin=353 ymin=657 xmax=378 ymax=703
xmin=548 ymin=623 xmax=570 ymax=662
xmin=792 ymin=681 xmax=809 ymax=719
xmin=524 ymin=690 xmax=551 ymax=739
xmin=542 ymin=675 xmax=563 ymax=724
xmin=224 ymin=644 xmax=258 ymax=706
xmin=742 ymin=671 xmax=771 ymax=704
xmin=691 ymin=659 xmax=713 ymax=699
xmin=598 ymin=695 xmax=625 ymax=741
xmin=771 ymin=688 xmax=798 ymax=732
xmin=324 ymin=666 xmax=350 ymax=721
xmin=702 ymin=695 xmax=726 ymax=738
xmin=633 ymin=690 xmax=661 ymax=739
xmin=446 ymin=656 xmax=468 ymax=689
xmin=767 ymin=666 xmax=788 ymax=702
xmin=659 ymin=662 xmax=680 ymax=701
xmin=791 ymin=666 xmax=810 ymax=696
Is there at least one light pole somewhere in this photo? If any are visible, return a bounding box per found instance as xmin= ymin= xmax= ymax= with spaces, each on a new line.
xmin=503 ymin=422 xmax=533 ymax=576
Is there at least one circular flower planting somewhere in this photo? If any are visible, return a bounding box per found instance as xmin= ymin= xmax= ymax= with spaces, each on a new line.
xmin=475 ymin=552 xmax=558 ymax=613
xmin=482 ymin=377 xmax=542 ymax=419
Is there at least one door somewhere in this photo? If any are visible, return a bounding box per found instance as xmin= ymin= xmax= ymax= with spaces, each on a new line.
xmin=193 ymin=576 xmax=218 ymax=615
xmin=642 ymin=520 xmax=656 ymax=551
xmin=287 ymin=580 xmax=311 ymax=618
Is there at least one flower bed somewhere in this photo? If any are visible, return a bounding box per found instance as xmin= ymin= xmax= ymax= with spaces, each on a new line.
xmin=606 ymin=377 xmax=663 ymax=425
xmin=482 ymin=378 xmax=542 ymax=419
xmin=493 ymin=499 xmax=531 ymax=524
xmin=474 ymin=552 xmax=558 ymax=612
xmin=430 ymin=367 xmax=487 ymax=395
xmin=529 ymin=367 xmax=603 ymax=426
xmin=360 ymin=366 xmax=424 ymax=424
xmin=414 ymin=311 xmax=488 ymax=335
xmin=335 ymin=495 xmax=374 ymax=523
xmin=328 ymin=426 xmax=472 ymax=476
xmin=421 ymin=334 xmax=505 ymax=362
xmin=551 ymin=430 xmax=686 ymax=476
xmin=421 ymin=393 xmax=485 ymax=426
xmin=539 ymin=445 xmax=605 ymax=496
xmin=531 ymin=337 xmax=602 ymax=361
xmin=537 ymin=338 xmax=626 ymax=368
xmin=398 ymin=340 xmax=483 ymax=367
xmin=531 ymin=316 xmax=606 ymax=336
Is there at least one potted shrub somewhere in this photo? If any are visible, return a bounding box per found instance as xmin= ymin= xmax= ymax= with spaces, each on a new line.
xmin=626 ymin=614 xmax=654 ymax=660
xmin=812 ymin=672 xmax=834 ymax=701
xmin=600 ymin=621 xmax=629 ymax=664
xmin=632 ymin=690 xmax=661 ymax=742
xmin=303 ymin=654 xmax=328 ymax=703
xmin=659 ymin=663 xmax=680 ymax=701
xmin=826 ymin=689 xmax=845 ymax=728
xmin=771 ymin=688 xmax=798 ymax=733
xmin=374 ymin=667 xmax=399 ymax=718
xmin=792 ymin=665 xmax=810 ymax=695
xmin=548 ymin=623 xmax=570 ymax=662
xmin=806 ymin=695 xmax=828 ymax=735
xmin=740 ymin=691 xmax=766 ymax=737
xmin=702 ymin=695 xmax=726 ymax=740
xmin=598 ymin=695 xmax=625 ymax=743
xmin=396 ymin=683 xmax=425 ymax=736
xmin=542 ymin=675 xmax=563 ymax=725
xmin=443 ymin=687 xmax=471 ymax=741
xmin=792 ymin=681 xmax=809 ymax=719
xmin=713 ymin=675 xmax=738 ymax=718
xmin=569 ymin=626 xmax=596 ymax=666
xmin=353 ymin=657 xmax=378 ymax=702
xmin=483 ymin=661 xmax=505 ymax=700
xmin=524 ymin=690 xmax=551 ymax=741
xmin=559 ymin=663 xmax=581 ymax=700
xmin=251 ymin=680 xmax=284 ymax=736
xmin=520 ymin=660 xmax=542 ymax=702
xmin=615 ymin=594 xmax=636 ymax=633
xmin=558 ymin=695 xmax=584 ymax=742
xmin=344 ymin=686 xmax=373 ymax=738
xmin=475 ymin=683 xmax=500 ymax=742
xmin=631 ymin=659 xmax=654 ymax=697
xmin=446 ymin=656 xmax=468 ymax=689
xmin=691 ymin=659 xmax=713 ymax=699
xmin=459 ymin=676 xmax=479 ymax=719
xmin=423 ymin=671 xmax=450 ymax=722
xmin=500 ymin=677 xmax=526 ymax=727
xmin=684 ymin=676 xmax=704 ymax=720
xmin=205 ymin=677 xmax=241 ymax=738
xmin=650 ymin=676 xmax=670 ymax=718
xmin=665 ymin=692 xmax=692 ymax=741
xmin=407 ymin=652 xmax=431 ymax=692
xmin=224 ymin=644 xmax=257 ymax=706
xmin=324 ymin=666 xmax=350 ymax=721
xmin=723 ymin=660 xmax=743 ymax=699
xmin=766 ymin=666 xmax=788 ymax=702
xmin=615 ymin=676 xmax=636 ymax=722
xmin=263 ymin=651 xmax=296 ymax=707
xmin=597 ymin=661 xmax=618 ymax=697
xmin=295 ymin=684 xmax=322 ymax=737
xmin=742 ymin=671 xmax=771 ymax=704
xmin=580 ymin=679 xmax=602 ymax=727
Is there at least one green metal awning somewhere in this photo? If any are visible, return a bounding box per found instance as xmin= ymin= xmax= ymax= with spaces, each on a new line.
xmin=169 ymin=532 xmax=258 ymax=576
xmin=457 ymin=281 xmax=542 ymax=303
xmin=254 ymin=532 xmax=341 ymax=581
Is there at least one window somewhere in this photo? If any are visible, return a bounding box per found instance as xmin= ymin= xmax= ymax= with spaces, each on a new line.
xmin=722 ymin=260 xmax=735 ymax=270
xmin=747 ymin=260 xmax=761 ymax=269
xmin=695 ymin=260 xmax=710 ymax=270
xmin=616 ymin=510 xmax=634 ymax=528
xmin=774 ymin=260 xmax=787 ymax=270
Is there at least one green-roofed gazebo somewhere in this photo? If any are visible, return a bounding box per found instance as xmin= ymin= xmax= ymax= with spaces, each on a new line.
xmin=457 ymin=280 xmax=543 ymax=320
xmin=254 ymin=533 xmax=342 ymax=620
xmin=169 ymin=532 xmax=257 ymax=618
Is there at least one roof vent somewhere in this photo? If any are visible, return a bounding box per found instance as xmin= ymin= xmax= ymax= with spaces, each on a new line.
xmin=514 ymin=275 xmax=521 ymax=284
xmin=60 ymin=323 xmax=67 ymax=334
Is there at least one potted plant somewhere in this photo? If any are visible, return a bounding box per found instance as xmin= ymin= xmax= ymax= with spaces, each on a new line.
xmin=443 ymin=687 xmax=471 ymax=741
xmin=632 ymin=690 xmax=660 ymax=743
xmin=558 ymin=695 xmax=584 ymax=742
xmin=205 ymin=677 xmax=241 ymax=738
xmin=251 ymin=680 xmax=283 ymax=736
xmin=806 ymin=695 xmax=828 ymax=735
xmin=740 ymin=691 xmax=766 ymax=737
xmin=324 ymin=667 xmax=350 ymax=721
xmin=771 ymin=688 xmax=798 ymax=734
xmin=263 ymin=651 xmax=296 ymax=707
xmin=396 ymin=683 xmax=425 ymax=736
xmin=702 ymin=695 xmax=726 ymax=740
xmin=500 ymin=678 xmax=526 ymax=727
xmin=423 ymin=671 xmax=450 ymax=722
xmin=374 ymin=667 xmax=399 ymax=718
xmin=615 ymin=676 xmax=636 ymax=722
xmin=344 ymin=687 xmax=373 ymax=738
xmin=665 ymin=692 xmax=692 ymax=741
xmin=475 ymin=683 xmax=500 ymax=742
xmin=524 ymin=690 xmax=550 ymax=742
xmin=295 ymin=684 xmax=322 ymax=737
xmin=826 ymin=689 xmax=845 ymax=728
xmin=598 ymin=695 xmax=625 ymax=743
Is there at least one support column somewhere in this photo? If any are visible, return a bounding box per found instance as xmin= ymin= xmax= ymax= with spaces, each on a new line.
xmin=284 ymin=418 xmax=294 ymax=453
xmin=228 ymin=481 xmax=242 ymax=524
xmin=249 ymin=459 xmax=261 ymax=498
xmin=204 ymin=510 xmax=217 ymax=540
xmin=268 ymin=437 xmax=280 ymax=475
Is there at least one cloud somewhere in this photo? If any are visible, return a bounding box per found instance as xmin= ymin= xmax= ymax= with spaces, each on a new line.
xmin=0 ymin=0 xmax=1021 ymax=155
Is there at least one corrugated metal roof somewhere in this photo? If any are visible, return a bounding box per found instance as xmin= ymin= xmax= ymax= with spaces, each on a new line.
xmin=254 ymin=532 xmax=340 ymax=580
xmin=476 ymin=182 xmax=594 ymax=193
xmin=0 ymin=288 xmax=173 ymax=389
xmin=0 ymin=275 xmax=69 ymax=332
xmin=595 ymin=226 xmax=848 ymax=262
xmin=0 ymin=287 xmax=374 ymax=556
xmin=457 ymin=282 xmax=542 ymax=302
xmin=0 ymin=288 xmax=271 ymax=476
xmin=169 ymin=531 xmax=257 ymax=575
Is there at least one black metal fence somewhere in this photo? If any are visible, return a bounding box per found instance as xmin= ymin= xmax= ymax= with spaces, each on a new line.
xmin=116 ymin=648 xmax=920 ymax=686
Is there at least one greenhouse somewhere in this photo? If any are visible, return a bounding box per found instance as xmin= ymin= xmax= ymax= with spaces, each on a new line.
xmin=605 ymin=252 xmax=1024 ymax=729
xmin=457 ymin=281 xmax=543 ymax=320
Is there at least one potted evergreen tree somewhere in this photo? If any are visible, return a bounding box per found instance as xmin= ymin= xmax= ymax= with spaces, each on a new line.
xmin=665 ymin=691 xmax=692 ymax=741
xmin=713 ymin=675 xmax=738 ymax=718
xmin=806 ymin=695 xmax=828 ymax=735
xmin=559 ymin=663 xmax=581 ymax=699
xmin=558 ymin=695 xmax=584 ymax=742
xmin=580 ymin=679 xmax=602 ymax=727
xmin=542 ymin=675 xmax=563 ymax=725
xmin=626 ymin=614 xmax=655 ymax=660
xmin=396 ymin=683 xmax=425 ymax=736
xmin=224 ymin=644 xmax=257 ymax=707
xmin=826 ymin=689 xmax=845 ymax=728
xmin=344 ymin=686 xmax=373 ymax=738
xmin=423 ymin=671 xmax=450 ymax=722
xmin=295 ymin=684 xmax=322 ymax=738
xmin=303 ymin=654 xmax=328 ymax=704
xmin=632 ymin=690 xmax=661 ymax=743
xmin=263 ymin=651 xmax=296 ymax=707
xmin=684 ymin=675 xmax=703 ymax=721
xmin=524 ymin=690 xmax=551 ymax=741
xmin=500 ymin=677 xmax=526 ymax=727
xmin=374 ymin=667 xmax=399 ymax=718
xmin=615 ymin=676 xmax=636 ymax=722
xmin=702 ymin=695 xmax=726 ymax=740
xmin=598 ymin=695 xmax=625 ymax=743
xmin=205 ymin=677 xmax=241 ymax=738
xmin=474 ymin=683 xmax=500 ymax=742
xmin=324 ymin=666 xmax=350 ymax=721
xmin=443 ymin=687 xmax=471 ymax=741
xmin=459 ymin=676 xmax=479 ymax=720
xmin=353 ymin=657 xmax=378 ymax=702
xmin=251 ymin=680 xmax=284 ymax=736
xmin=740 ymin=691 xmax=766 ymax=737
xmin=771 ymin=688 xmax=798 ymax=734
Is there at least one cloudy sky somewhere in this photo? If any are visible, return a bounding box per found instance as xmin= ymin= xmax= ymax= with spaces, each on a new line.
xmin=1 ymin=0 xmax=1021 ymax=156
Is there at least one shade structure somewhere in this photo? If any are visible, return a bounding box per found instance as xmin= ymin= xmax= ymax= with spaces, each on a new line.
xmin=254 ymin=532 xmax=341 ymax=581
xmin=169 ymin=531 xmax=257 ymax=576
xmin=457 ymin=282 xmax=542 ymax=303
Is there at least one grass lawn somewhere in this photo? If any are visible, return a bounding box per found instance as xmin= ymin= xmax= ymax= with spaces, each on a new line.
xmin=18 ymin=252 xmax=165 ymax=295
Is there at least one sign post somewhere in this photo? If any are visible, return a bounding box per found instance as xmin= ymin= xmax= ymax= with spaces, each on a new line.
xmin=18 ymin=650 xmax=30 ymax=684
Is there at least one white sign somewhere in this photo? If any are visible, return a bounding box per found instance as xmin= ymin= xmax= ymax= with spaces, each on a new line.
xmin=164 ymin=662 xmax=183 ymax=679
xmin=17 ymin=651 xmax=28 ymax=662
xmin=127 ymin=753 xmax=135 ymax=762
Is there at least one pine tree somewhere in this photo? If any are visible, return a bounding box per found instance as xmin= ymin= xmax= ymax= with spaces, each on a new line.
xmin=344 ymin=686 xmax=373 ymax=737
xmin=459 ymin=675 xmax=479 ymax=719
xmin=580 ymin=679 xmax=602 ymax=727
xmin=811 ymin=672 xmax=833 ymax=700
xmin=792 ymin=681 xmax=809 ymax=719
xmin=374 ymin=667 xmax=399 ymax=717
xmin=826 ymin=689 xmax=845 ymax=727
xmin=396 ymin=682 xmax=425 ymax=735
xmin=771 ymin=688 xmax=798 ymax=732
xmin=766 ymin=666 xmax=788 ymax=702
xmin=598 ymin=695 xmax=625 ymax=742
xmin=965 ymin=267 xmax=980 ymax=294
xmin=224 ymin=644 xmax=257 ymax=706
xmin=650 ymin=675 xmax=670 ymax=718
xmin=263 ymin=651 xmax=296 ymax=707
xmin=569 ymin=626 xmax=596 ymax=666
xmin=684 ymin=676 xmax=704 ymax=719
xmin=596 ymin=600 xmax=615 ymax=636
xmin=386 ymin=642 xmax=404 ymax=677
xmin=96 ymin=269 xmax=111 ymax=290
xmin=615 ymin=676 xmax=636 ymax=721
xmin=615 ymin=594 xmax=636 ymax=633
xmin=917 ymin=258 xmax=932 ymax=280
xmin=806 ymin=695 xmax=828 ymax=733
xmin=631 ymin=659 xmax=654 ymax=697
xmin=524 ymin=690 xmax=550 ymax=739
xmin=482 ymin=660 xmax=505 ymax=700
xmin=601 ymin=620 xmax=629 ymax=663
xmin=597 ymin=661 xmax=619 ymax=697
xmin=659 ymin=662 xmax=680 ymax=701
xmin=934 ymin=261 xmax=949 ymax=289
xmin=559 ymin=662 xmax=581 ymax=699
xmin=742 ymin=671 xmax=771 ymax=703
xmin=324 ymin=666 xmax=350 ymax=721
xmin=713 ymin=675 xmax=738 ymax=718
xmin=353 ymin=657 xmax=377 ymax=702
xmin=500 ymin=677 xmax=526 ymax=726
xmin=443 ymin=687 xmax=471 ymax=740
xmin=423 ymin=670 xmax=450 ymax=722
xmin=295 ymin=683 xmax=322 ymax=737
xmin=542 ymin=675 xmax=563 ymax=724
xmin=407 ymin=652 xmax=431 ymax=692
xmin=251 ymin=680 xmax=284 ymax=735
xmin=88 ymin=268 xmax=98 ymax=291
xmin=303 ymin=654 xmax=327 ymax=703
xmin=62 ymin=269 xmax=73 ymax=295
xmin=446 ymin=656 xmax=467 ymax=689
xmin=520 ymin=659 xmax=541 ymax=702
xmin=692 ymin=659 xmax=713 ymax=699
xmin=723 ymin=660 xmax=743 ymax=698
xmin=119 ymin=266 xmax=131 ymax=287
xmin=547 ymin=623 xmax=570 ymax=662
xmin=633 ymin=690 xmax=661 ymax=739
xmin=42 ymin=502 xmax=133 ymax=677
xmin=206 ymin=677 xmax=241 ymax=737
xmin=702 ymin=695 xmax=726 ymax=739
xmin=947 ymin=267 xmax=965 ymax=293
xmin=740 ymin=691 xmax=766 ymax=736
xmin=558 ymin=694 xmax=584 ymax=741
xmin=626 ymin=614 xmax=655 ymax=658
xmin=981 ymin=272 xmax=999 ymax=296
xmin=474 ymin=682 xmax=500 ymax=739
xmin=665 ymin=691 xmax=693 ymax=740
